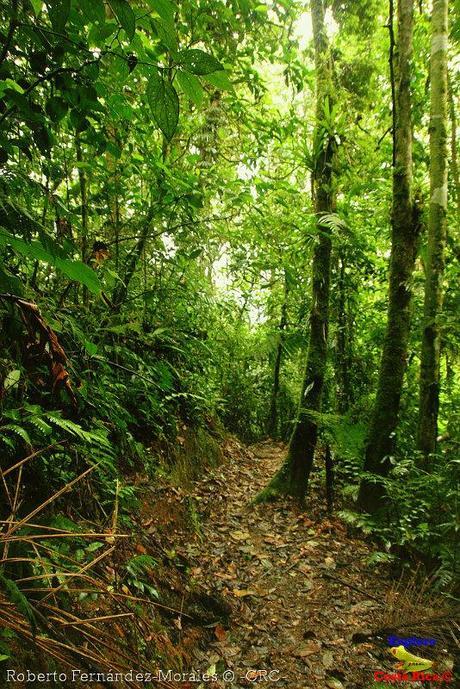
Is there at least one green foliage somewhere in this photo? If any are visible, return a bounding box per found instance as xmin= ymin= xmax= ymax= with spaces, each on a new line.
xmin=147 ymin=71 xmax=179 ymax=142
xmin=125 ymin=555 xmax=159 ymax=599
xmin=0 ymin=0 xmax=457 ymax=649
xmin=340 ymin=451 xmax=460 ymax=587
xmin=0 ymin=572 xmax=37 ymax=635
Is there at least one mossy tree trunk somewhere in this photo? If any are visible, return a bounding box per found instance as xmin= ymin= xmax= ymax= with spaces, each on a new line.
xmin=336 ymin=251 xmax=352 ymax=414
xmin=358 ymin=0 xmax=418 ymax=513
xmin=257 ymin=0 xmax=335 ymax=504
xmin=417 ymin=0 xmax=449 ymax=460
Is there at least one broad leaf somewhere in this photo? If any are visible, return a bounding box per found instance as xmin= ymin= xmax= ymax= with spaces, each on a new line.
xmin=176 ymin=70 xmax=204 ymax=107
xmin=0 ymin=228 xmax=101 ymax=294
xmin=146 ymin=71 xmax=179 ymax=141
xmin=147 ymin=0 xmax=175 ymax=24
xmin=46 ymin=96 xmax=69 ymax=123
xmin=152 ymin=17 xmax=178 ymax=53
xmin=204 ymin=70 xmax=232 ymax=91
xmin=178 ymin=49 xmax=223 ymax=76
xmin=107 ymin=0 xmax=136 ymax=40
xmin=79 ymin=0 xmax=106 ymax=23
xmin=46 ymin=0 xmax=70 ymax=32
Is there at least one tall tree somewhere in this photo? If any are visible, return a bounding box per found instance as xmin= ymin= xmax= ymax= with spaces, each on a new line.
xmin=417 ymin=0 xmax=449 ymax=459
xmin=258 ymin=0 xmax=336 ymax=503
xmin=358 ymin=0 xmax=418 ymax=513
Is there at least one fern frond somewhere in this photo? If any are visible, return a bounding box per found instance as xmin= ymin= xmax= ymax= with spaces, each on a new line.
xmin=1 ymin=424 xmax=31 ymax=445
xmin=28 ymin=416 xmax=53 ymax=436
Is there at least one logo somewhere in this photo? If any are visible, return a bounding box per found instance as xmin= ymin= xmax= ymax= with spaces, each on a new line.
xmin=390 ymin=644 xmax=433 ymax=672
xmin=373 ymin=639 xmax=453 ymax=683
xmin=387 ymin=635 xmax=436 ymax=648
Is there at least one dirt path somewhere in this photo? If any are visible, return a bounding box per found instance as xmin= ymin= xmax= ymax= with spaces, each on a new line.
xmin=174 ymin=439 xmax=396 ymax=689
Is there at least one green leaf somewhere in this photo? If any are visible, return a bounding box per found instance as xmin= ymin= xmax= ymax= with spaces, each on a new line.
xmin=3 ymin=424 xmax=32 ymax=445
xmin=107 ymin=0 xmax=136 ymax=40
xmin=46 ymin=0 xmax=70 ymax=32
xmin=55 ymin=258 xmax=102 ymax=294
xmin=46 ymin=96 xmax=69 ymax=123
xmin=0 ymin=265 xmax=23 ymax=294
xmin=147 ymin=0 xmax=175 ymax=24
xmin=146 ymin=71 xmax=179 ymax=141
xmin=0 ymin=228 xmax=101 ymax=294
xmin=32 ymin=125 xmax=52 ymax=156
xmin=0 ymin=573 xmax=37 ymax=635
xmin=0 ymin=79 xmax=24 ymax=97
xmin=86 ymin=541 xmax=104 ymax=552
xmin=176 ymin=70 xmax=204 ymax=107
xmin=84 ymin=340 xmax=98 ymax=356
xmin=3 ymin=370 xmax=21 ymax=392
xmin=79 ymin=0 xmax=105 ymax=23
xmin=29 ymin=0 xmax=43 ymax=14
xmin=178 ymin=49 xmax=223 ymax=76
xmin=152 ymin=17 xmax=178 ymax=53
xmin=203 ymin=70 xmax=232 ymax=91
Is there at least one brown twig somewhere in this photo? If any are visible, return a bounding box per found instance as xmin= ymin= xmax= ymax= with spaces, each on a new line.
xmin=320 ymin=571 xmax=383 ymax=604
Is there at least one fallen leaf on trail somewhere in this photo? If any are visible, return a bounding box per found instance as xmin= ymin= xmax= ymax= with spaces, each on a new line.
xmin=214 ymin=624 xmax=227 ymax=642
xmin=230 ymin=530 xmax=251 ymax=541
xmin=254 ymin=588 xmax=269 ymax=597
xmin=324 ymin=556 xmax=335 ymax=569
xmin=326 ymin=679 xmax=344 ymax=689
xmin=322 ymin=650 xmax=334 ymax=668
xmin=298 ymin=516 xmax=314 ymax=527
xmin=233 ymin=589 xmax=257 ymax=598
xmin=298 ymin=563 xmax=312 ymax=575
xmin=295 ymin=641 xmax=321 ymax=657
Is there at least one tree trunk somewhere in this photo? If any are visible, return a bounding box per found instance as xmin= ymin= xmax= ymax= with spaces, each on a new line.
xmin=417 ymin=0 xmax=448 ymax=460
xmin=267 ymin=272 xmax=289 ymax=438
xmin=336 ymin=252 xmax=351 ymax=414
xmin=76 ymin=135 xmax=89 ymax=306
xmin=358 ymin=0 xmax=418 ymax=513
xmin=257 ymin=0 xmax=335 ymax=504
xmin=448 ymin=78 xmax=460 ymax=222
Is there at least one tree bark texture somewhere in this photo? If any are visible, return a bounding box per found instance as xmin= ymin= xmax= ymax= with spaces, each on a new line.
xmin=358 ymin=0 xmax=418 ymax=513
xmin=417 ymin=0 xmax=449 ymax=459
xmin=257 ymin=0 xmax=335 ymax=504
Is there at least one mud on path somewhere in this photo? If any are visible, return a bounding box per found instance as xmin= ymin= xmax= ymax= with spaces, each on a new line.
xmin=165 ymin=439 xmax=400 ymax=689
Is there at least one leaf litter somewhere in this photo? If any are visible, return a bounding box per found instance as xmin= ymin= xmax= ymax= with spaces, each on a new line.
xmin=141 ymin=439 xmax=455 ymax=688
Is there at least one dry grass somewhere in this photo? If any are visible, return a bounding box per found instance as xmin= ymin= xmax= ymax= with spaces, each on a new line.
xmin=0 ymin=448 xmax=179 ymax=687
xmin=375 ymin=566 xmax=460 ymax=656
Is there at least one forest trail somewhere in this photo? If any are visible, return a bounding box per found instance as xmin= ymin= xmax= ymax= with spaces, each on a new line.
xmin=165 ymin=440 xmax=397 ymax=689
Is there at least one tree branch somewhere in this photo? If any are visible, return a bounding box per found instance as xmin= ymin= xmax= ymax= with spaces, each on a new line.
xmin=0 ymin=0 xmax=19 ymax=66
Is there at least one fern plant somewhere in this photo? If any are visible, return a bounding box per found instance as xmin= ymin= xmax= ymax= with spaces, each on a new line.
xmin=1 ymin=404 xmax=112 ymax=452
